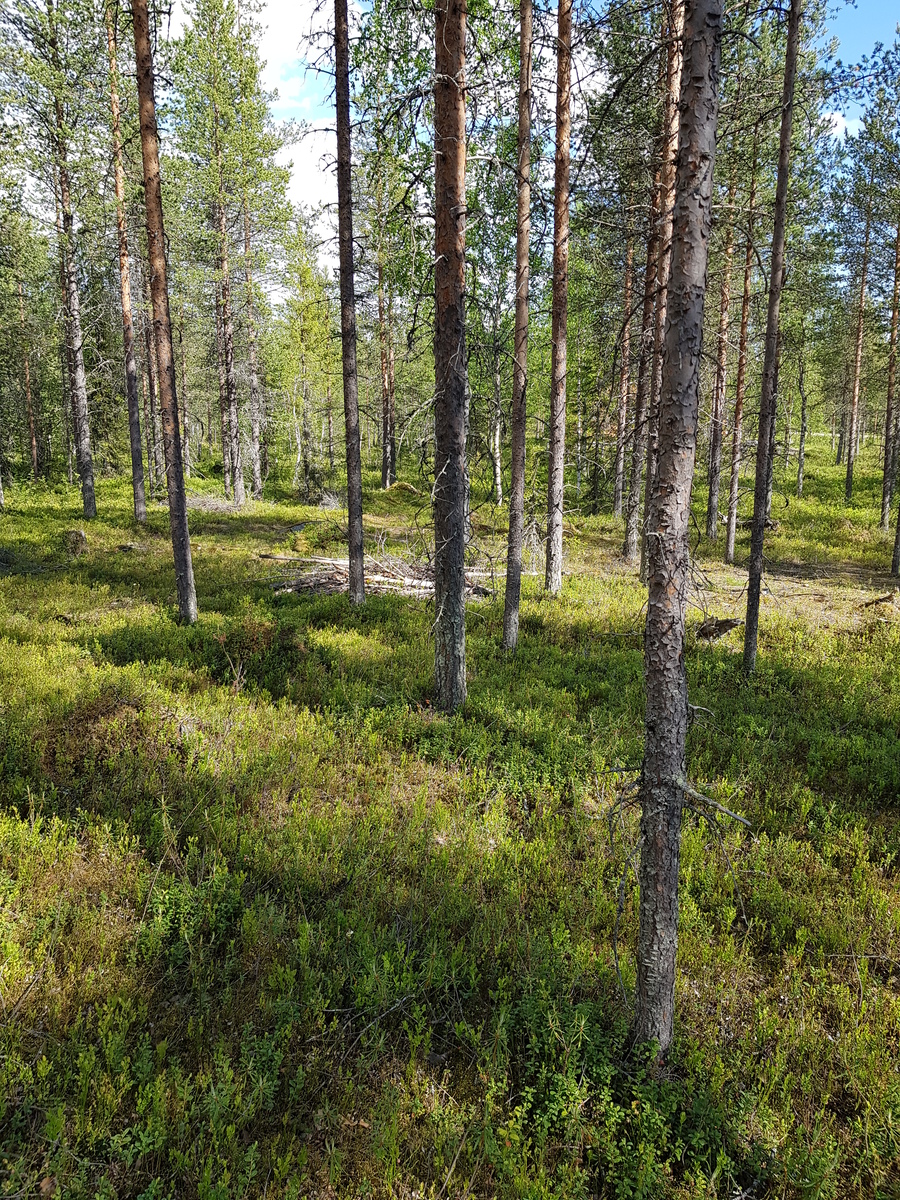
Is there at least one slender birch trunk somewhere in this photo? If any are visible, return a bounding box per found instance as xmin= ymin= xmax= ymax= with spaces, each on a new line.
xmin=335 ymin=0 xmax=366 ymax=605
xmin=636 ymin=0 xmax=722 ymax=1057
xmin=544 ymin=0 xmax=572 ymax=596
xmin=433 ymin=0 xmax=467 ymax=706
xmin=502 ymin=0 xmax=533 ymax=652
xmin=132 ymin=0 xmax=197 ymax=622
xmin=105 ymin=1 xmax=145 ymax=521
xmin=744 ymin=0 xmax=802 ymax=675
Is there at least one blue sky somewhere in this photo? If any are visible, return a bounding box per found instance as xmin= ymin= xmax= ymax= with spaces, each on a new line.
xmin=825 ymin=1 xmax=898 ymax=67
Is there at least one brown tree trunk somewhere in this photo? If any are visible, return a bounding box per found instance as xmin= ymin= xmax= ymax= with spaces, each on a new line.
xmin=502 ymin=0 xmax=533 ymax=652
xmin=243 ymin=205 xmax=263 ymax=499
xmin=743 ymin=0 xmax=802 ymax=675
xmin=48 ymin=0 xmax=96 ymax=519
xmin=17 ymin=280 xmax=39 ymax=481
xmin=706 ymin=172 xmax=736 ymax=540
xmin=881 ymin=218 xmax=900 ymax=529
xmin=623 ymin=181 xmax=661 ymax=561
xmin=132 ymin=0 xmax=197 ymax=623
xmin=846 ymin=206 xmax=871 ymax=505
xmin=724 ymin=133 xmax=758 ymax=564
xmin=544 ymin=0 xmax=572 ymax=596
xmin=214 ymin=284 xmax=232 ymax=498
xmin=217 ymin=199 xmax=245 ymax=505
xmin=179 ymin=313 xmax=190 ymax=478
xmin=433 ymin=0 xmax=468 ymax=706
xmin=335 ymin=0 xmax=366 ymax=605
xmin=635 ymin=0 xmax=723 ymax=1058
xmin=143 ymin=299 xmax=163 ymax=487
xmin=613 ymin=239 xmax=633 ymax=517
xmin=797 ymin=332 xmax=808 ymax=497
xmin=106 ymin=1 xmax=146 ymax=522
xmin=640 ymin=0 xmax=685 ymax=585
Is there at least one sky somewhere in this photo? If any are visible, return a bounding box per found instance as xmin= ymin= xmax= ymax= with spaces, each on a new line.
xmin=169 ymin=0 xmax=900 ymax=227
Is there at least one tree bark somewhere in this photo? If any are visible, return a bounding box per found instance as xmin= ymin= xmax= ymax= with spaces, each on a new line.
xmin=217 ymin=198 xmax=245 ymax=505
xmin=179 ymin=313 xmax=190 ymax=477
xmin=132 ymin=0 xmax=197 ymax=623
xmin=214 ymin=284 xmax=232 ymax=497
xmin=377 ymin=260 xmax=397 ymax=487
xmin=845 ymin=205 xmax=870 ymax=505
xmin=502 ymin=0 xmax=533 ymax=652
xmin=335 ymin=0 xmax=366 ymax=605
xmin=705 ymin=171 xmax=736 ymax=540
xmin=433 ymin=0 xmax=468 ymax=707
xmin=635 ymin=0 xmax=722 ymax=1058
xmin=17 ymin=280 xmax=39 ymax=481
xmin=50 ymin=52 xmax=96 ymax=517
xmin=143 ymin=296 xmax=163 ymax=487
xmin=640 ymin=0 xmax=685 ymax=586
xmin=623 ymin=181 xmax=661 ymax=561
xmin=243 ymin=206 xmax=263 ymax=499
xmin=743 ymin=0 xmax=802 ymax=676
xmin=544 ymin=0 xmax=572 ymax=596
xmin=797 ymin=333 xmax=807 ymax=498
xmin=105 ymin=1 xmax=146 ymax=522
xmin=881 ymin=218 xmax=900 ymax=529
xmin=613 ymin=239 xmax=633 ymax=517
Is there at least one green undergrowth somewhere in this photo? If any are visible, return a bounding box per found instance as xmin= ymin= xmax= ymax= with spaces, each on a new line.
xmin=0 ymin=447 xmax=898 ymax=1199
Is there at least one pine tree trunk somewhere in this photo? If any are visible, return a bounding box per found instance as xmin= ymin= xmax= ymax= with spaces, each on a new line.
xmin=881 ymin=219 xmax=900 ymax=529
xmin=544 ymin=0 xmax=572 ymax=596
xmin=106 ymin=2 xmax=146 ymax=522
xmin=724 ymin=136 xmax=757 ymax=564
xmin=502 ymin=0 xmax=533 ymax=652
xmin=706 ymin=173 xmax=736 ymax=540
xmin=17 ymin=280 xmax=39 ymax=482
xmin=797 ymin=335 xmax=807 ymax=498
xmin=378 ymin=259 xmax=394 ymax=488
xmin=132 ymin=0 xmax=197 ymax=623
xmin=214 ymin=285 xmax=232 ymax=498
xmin=433 ymin=0 xmax=468 ymax=707
xmin=49 ymin=1 xmax=96 ymax=519
xmin=243 ymin=206 xmax=263 ymax=499
xmin=179 ymin=315 xmax=190 ymax=478
xmin=335 ymin=0 xmax=366 ymax=605
xmin=623 ymin=183 xmax=660 ymax=561
xmin=845 ymin=208 xmax=870 ymax=505
xmin=640 ymin=0 xmax=685 ymax=586
xmin=327 ymin=385 xmax=335 ymax=474
xmin=217 ymin=200 xmax=245 ymax=505
xmin=613 ymin=239 xmax=633 ymax=517
xmin=144 ymin=307 xmax=163 ymax=487
xmin=636 ymin=0 xmax=722 ymax=1058
xmin=743 ymin=0 xmax=802 ymax=676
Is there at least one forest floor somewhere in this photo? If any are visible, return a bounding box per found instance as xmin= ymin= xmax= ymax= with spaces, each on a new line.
xmin=1 ymin=444 xmax=899 ymax=1200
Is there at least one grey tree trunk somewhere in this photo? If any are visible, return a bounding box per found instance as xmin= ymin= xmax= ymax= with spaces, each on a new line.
xmin=132 ymin=0 xmax=197 ymax=623
xmin=881 ymin=219 xmax=900 ymax=529
xmin=217 ymin=200 xmax=245 ymax=506
xmin=635 ymin=0 xmax=722 ymax=1058
xmin=106 ymin=1 xmax=145 ymax=522
xmin=743 ymin=0 xmax=802 ymax=676
xmin=17 ymin=280 xmax=39 ymax=481
xmin=705 ymin=173 xmax=736 ymax=540
xmin=544 ymin=0 xmax=572 ymax=596
xmin=797 ymin=335 xmax=808 ymax=498
xmin=502 ymin=0 xmax=533 ymax=652
xmin=335 ymin=0 xmax=366 ymax=605
xmin=613 ymin=239 xmax=633 ymax=517
xmin=244 ymin=206 xmax=263 ymax=499
xmin=214 ymin=285 xmax=232 ymax=498
xmin=433 ymin=0 xmax=468 ymax=708
xmin=845 ymin=207 xmax=871 ymax=505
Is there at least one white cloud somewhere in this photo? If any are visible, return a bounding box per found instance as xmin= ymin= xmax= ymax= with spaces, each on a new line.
xmin=826 ymin=111 xmax=863 ymax=140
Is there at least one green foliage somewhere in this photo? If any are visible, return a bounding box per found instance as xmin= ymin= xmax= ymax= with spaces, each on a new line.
xmin=1 ymin=439 xmax=899 ymax=1198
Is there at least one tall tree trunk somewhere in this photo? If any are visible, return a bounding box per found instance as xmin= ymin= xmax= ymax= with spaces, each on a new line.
xmin=433 ymin=0 xmax=468 ymax=707
xmin=706 ymin=172 xmax=736 ymax=539
xmin=724 ymin=134 xmax=758 ymax=563
xmin=335 ymin=0 xmax=366 ymax=605
xmin=797 ymin=331 xmax=807 ymax=498
xmin=17 ymin=280 xmax=39 ymax=481
xmin=640 ymin=0 xmax=685 ymax=586
xmin=635 ymin=0 xmax=722 ymax=1057
xmin=881 ymin=218 xmax=900 ymax=529
xmin=743 ymin=0 xmax=802 ymax=676
xmin=144 ymin=301 xmax=163 ymax=487
xmin=764 ymin=326 xmax=782 ymax=520
xmin=132 ymin=0 xmax=197 ymax=623
xmin=106 ymin=1 xmax=146 ymax=522
xmin=502 ymin=0 xmax=533 ymax=652
xmin=544 ymin=0 xmax=572 ymax=596
xmin=49 ymin=0 xmax=96 ymax=519
xmin=491 ymin=291 xmax=504 ymax=506
xmin=327 ymin=385 xmax=335 ymax=474
xmin=845 ymin=206 xmax=871 ymax=505
xmin=613 ymin=239 xmax=633 ymax=517
xmin=217 ymin=200 xmax=245 ymax=505
xmin=179 ymin=314 xmax=190 ymax=478
xmin=243 ymin=205 xmax=263 ymax=499
xmin=214 ymin=285 xmax=232 ymax=497
xmin=623 ymin=183 xmax=661 ymax=561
